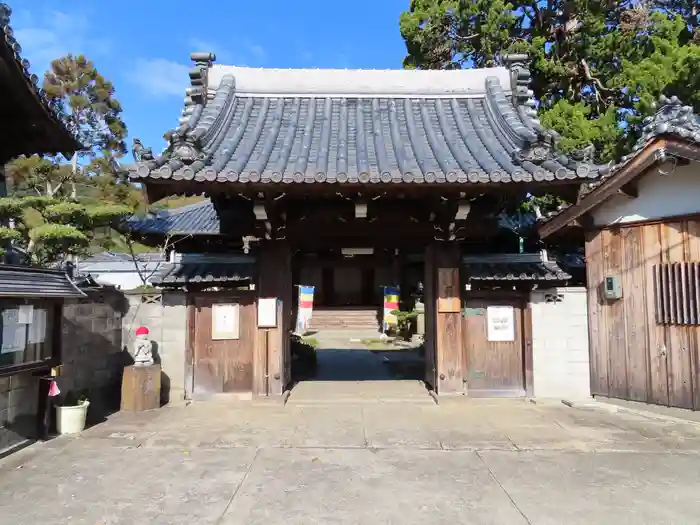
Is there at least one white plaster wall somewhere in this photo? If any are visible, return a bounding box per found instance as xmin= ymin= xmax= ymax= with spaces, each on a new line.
xmin=530 ymin=287 xmax=591 ymax=399
xmin=593 ymin=164 xmax=700 ymax=226
xmin=91 ymin=272 xmax=147 ymax=290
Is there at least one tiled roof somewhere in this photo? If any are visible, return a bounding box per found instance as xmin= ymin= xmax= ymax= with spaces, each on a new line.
xmin=129 ymin=53 xmax=605 ymax=186
xmin=127 ymin=200 xmax=220 ymax=236
xmin=0 ymin=265 xmax=85 ymax=298
xmin=152 ymin=254 xmax=255 ymax=285
xmin=462 ymin=253 xmax=571 ymax=281
xmin=0 ymin=3 xmax=81 ymax=157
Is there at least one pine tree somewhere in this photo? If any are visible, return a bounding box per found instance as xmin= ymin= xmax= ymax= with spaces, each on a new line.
xmin=0 ymin=55 xmax=139 ymax=265
xmin=400 ymin=0 xmax=700 ymax=163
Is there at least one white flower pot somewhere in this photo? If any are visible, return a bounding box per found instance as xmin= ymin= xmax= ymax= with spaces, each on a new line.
xmin=56 ymin=401 xmax=90 ymax=435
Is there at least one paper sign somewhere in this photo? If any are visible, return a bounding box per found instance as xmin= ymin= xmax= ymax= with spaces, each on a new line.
xmin=257 ymin=297 xmax=278 ymax=328
xmin=487 ymin=306 xmax=515 ymax=342
xmin=1 ymin=308 xmax=25 ymax=354
xmin=28 ymin=308 xmax=47 ymax=344
xmin=212 ymin=303 xmax=240 ymax=340
xmin=18 ymin=305 xmax=34 ymax=324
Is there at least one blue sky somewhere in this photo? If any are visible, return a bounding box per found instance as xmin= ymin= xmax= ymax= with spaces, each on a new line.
xmin=14 ymin=0 xmax=410 ymax=157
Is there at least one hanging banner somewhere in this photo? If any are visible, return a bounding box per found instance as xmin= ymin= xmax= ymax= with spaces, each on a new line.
xmin=382 ymin=286 xmax=400 ymax=332
xmin=296 ymin=285 xmax=315 ymax=333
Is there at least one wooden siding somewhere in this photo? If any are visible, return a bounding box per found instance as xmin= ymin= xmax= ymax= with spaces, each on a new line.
xmin=586 ymin=219 xmax=700 ymax=410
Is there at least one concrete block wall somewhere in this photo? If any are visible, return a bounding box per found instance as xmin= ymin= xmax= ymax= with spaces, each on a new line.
xmin=0 ymin=372 xmax=39 ymax=454
xmin=61 ymin=289 xmax=129 ymax=419
xmin=121 ymin=291 xmax=188 ymax=403
xmin=530 ymin=287 xmax=591 ymax=400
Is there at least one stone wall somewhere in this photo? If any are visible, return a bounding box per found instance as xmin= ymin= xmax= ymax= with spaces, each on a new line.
xmin=530 ymin=287 xmax=591 ymax=400
xmin=0 ymin=372 xmax=39 ymax=454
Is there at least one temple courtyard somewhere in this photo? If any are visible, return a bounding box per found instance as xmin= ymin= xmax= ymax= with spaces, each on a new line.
xmin=1 ymin=392 xmax=700 ymax=524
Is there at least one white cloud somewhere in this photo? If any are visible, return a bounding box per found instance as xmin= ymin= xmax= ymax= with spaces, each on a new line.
xmin=13 ymin=9 xmax=111 ymax=74
xmin=127 ymin=58 xmax=190 ymax=97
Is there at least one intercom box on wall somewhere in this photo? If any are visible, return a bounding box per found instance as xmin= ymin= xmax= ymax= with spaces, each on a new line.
xmin=602 ymin=275 xmax=622 ymax=300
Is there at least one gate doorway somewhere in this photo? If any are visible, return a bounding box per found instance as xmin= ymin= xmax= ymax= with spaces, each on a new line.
xmin=190 ymin=292 xmax=256 ymax=397
xmin=462 ymin=293 xmax=530 ymax=397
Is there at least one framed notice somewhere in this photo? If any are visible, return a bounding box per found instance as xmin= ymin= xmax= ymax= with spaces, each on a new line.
xmin=486 ymin=306 xmax=515 ymax=342
xmin=211 ymin=303 xmax=240 ymax=340
xmin=257 ymin=297 xmax=278 ymax=328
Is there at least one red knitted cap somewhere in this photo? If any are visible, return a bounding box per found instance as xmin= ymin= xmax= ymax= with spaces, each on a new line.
xmin=135 ymin=326 xmax=149 ymax=336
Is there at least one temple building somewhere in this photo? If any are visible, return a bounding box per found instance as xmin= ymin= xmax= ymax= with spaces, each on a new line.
xmin=128 ymin=52 xmax=604 ymax=400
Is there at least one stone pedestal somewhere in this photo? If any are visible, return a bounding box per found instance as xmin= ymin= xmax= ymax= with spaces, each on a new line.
xmin=121 ymin=364 xmax=161 ymax=412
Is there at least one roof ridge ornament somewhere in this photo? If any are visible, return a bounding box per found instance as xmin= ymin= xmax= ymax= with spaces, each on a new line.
xmin=502 ymin=54 xmax=531 ymax=106
xmin=189 ymin=52 xmax=216 ymax=105
xmin=633 ymin=95 xmax=700 ymax=151
xmin=502 ymin=54 xmax=569 ymax=166
xmin=161 ymin=52 xmax=217 ymax=165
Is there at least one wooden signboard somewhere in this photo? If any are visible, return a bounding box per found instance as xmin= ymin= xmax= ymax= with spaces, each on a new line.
xmin=438 ymin=297 xmax=461 ymax=313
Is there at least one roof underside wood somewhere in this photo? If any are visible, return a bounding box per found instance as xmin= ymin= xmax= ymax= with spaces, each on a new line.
xmin=0 ymin=4 xmax=81 ymax=162
xmin=129 ymin=53 xmax=606 ymax=188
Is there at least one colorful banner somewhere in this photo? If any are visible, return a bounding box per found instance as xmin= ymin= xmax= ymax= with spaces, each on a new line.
xmin=382 ymin=286 xmax=400 ymax=332
xmin=296 ymin=285 xmax=315 ymax=333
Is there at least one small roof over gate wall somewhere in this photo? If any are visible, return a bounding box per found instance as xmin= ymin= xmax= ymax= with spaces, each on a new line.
xmin=0 ymin=265 xmax=85 ymax=298
xmin=150 ymin=254 xmax=255 ymax=286
xmin=463 ymin=253 xmax=571 ymax=282
xmin=129 ymin=53 xmax=607 ymax=189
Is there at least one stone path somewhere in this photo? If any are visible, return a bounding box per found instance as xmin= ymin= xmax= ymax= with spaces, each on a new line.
xmin=2 ymin=399 xmax=700 ymax=524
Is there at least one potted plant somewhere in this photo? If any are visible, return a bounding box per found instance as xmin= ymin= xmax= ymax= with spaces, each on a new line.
xmin=55 ymin=390 xmax=90 ymax=435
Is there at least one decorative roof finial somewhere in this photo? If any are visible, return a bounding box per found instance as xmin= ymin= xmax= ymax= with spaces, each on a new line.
xmin=502 ymin=54 xmax=531 ymax=106
xmin=188 ymin=52 xmax=216 ymax=105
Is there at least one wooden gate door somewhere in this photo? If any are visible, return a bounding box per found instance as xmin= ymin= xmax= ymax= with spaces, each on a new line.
xmin=462 ymin=295 xmax=526 ymax=397
xmin=193 ymin=292 xmax=255 ymax=396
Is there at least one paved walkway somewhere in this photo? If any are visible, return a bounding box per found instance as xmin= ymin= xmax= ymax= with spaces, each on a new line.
xmin=2 ymin=398 xmax=700 ymax=524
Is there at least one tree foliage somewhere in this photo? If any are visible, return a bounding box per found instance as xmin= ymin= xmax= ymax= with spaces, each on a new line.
xmin=2 ymin=55 xmax=142 ymax=264
xmin=400 ymin=0 xmax=700 ymax=163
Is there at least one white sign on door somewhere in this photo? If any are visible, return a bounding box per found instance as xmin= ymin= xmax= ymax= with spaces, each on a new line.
xmin=212 ymin=303 xmax=240 ymax=340
xmin=486 ymin=306 xmax=515 ymax=342
xmin=257 ymin=297 xmax=278 ymax=328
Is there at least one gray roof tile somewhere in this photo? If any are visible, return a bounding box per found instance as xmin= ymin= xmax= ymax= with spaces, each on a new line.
xmin=127 ymin=200 xmax=220 ymax=236
xmin=129 ymin=54 xmax=604 ymax=186
xmin=463 ymin=253 xmax=571 ymax=281
xmin=152 ymin=261 xmax=255 ymax=285
xmin=0 ymin=265 xmax=85 ymax=298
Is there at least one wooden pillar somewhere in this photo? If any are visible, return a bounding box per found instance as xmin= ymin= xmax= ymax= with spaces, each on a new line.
xmin=434 ymin=242 xmax=464 ymax=395
xmin=423 ymin=244 xmax=437 ymax=389
xmin=255 ymin=240 xmax=292 ymax=397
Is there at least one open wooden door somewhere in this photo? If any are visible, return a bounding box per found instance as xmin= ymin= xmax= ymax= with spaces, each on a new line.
xmin=462 ymin=295 xmax=526 ymax=397
xmin=193 ymin=292 xmax=255 ymax=396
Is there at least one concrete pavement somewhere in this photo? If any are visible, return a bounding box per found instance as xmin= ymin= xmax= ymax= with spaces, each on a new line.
xmin=2 ymin=398 xmax=700 ymax=524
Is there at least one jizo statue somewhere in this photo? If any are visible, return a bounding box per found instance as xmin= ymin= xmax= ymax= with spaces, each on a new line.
xmin=132 ymin=326 xmax=154 ymax=366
